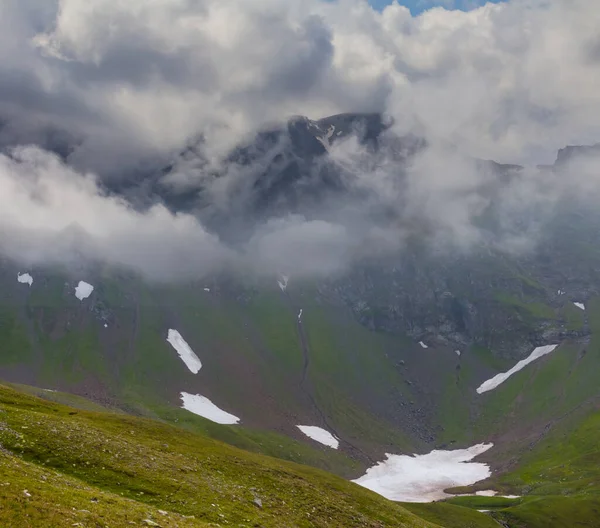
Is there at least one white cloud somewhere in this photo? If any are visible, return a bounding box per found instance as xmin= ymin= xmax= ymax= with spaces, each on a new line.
xmin=0 ymin=146 xmax=231 ymax=279
xmin=0 ymin=0 xmax=599 ymax=278
xmin=2 ymin=0 xmax=596 ymax=169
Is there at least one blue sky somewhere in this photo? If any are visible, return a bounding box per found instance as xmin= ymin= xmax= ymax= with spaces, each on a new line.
xmin=368 ymin=0 xmax=505 ymax=15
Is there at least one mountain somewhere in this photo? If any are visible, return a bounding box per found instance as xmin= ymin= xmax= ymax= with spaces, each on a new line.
xmin=2 ymin=113 xmax=600 ymax=526
xmin=0 ymin=383 xmax=442 ymax=527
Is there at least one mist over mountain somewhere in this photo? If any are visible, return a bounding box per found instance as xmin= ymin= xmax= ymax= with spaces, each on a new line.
xmin=0 ymin=0 xmax=599 ymax=284
xmin=2 ymin=3 xmax=600 ymax=526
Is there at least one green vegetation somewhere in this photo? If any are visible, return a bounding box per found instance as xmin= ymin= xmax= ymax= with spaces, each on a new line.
xmin=495 ymin=496 xmax=600 ymax=528
xmin=0 ymin=303 xmax=34 ymax=365
xmin=303 ymin=302 xmax=417 ymax=453
xmin=150 ymin=404 xmax=362 ymax=478
xmin=0 ymin=384 xmax=439 ymax=528
xmin=494 ymin=292 xmax=556 ymax=320
xmin=402 ymin=503 xmax=500 ymax=528
xmin=561 ymin=302 xmax=585 ymax=331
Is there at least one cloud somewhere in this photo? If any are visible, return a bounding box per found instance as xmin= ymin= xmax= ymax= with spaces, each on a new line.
xmin=0 ymin=146 xmax=231 ymax=280
xmin=0 ymin=0 xmax=599 ymax=279
xmin=3 ymin=0 xmax=599 ymax=167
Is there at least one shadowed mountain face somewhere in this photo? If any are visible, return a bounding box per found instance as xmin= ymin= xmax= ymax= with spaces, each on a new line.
xmin=133 ymin=114 xmax=596 ymax=358
xmin=148 ymin=113 xmax=419 ymax=235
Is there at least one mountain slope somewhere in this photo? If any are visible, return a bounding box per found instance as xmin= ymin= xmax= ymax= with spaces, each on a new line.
xmin=0 ymin=383 xmax=444 ymax=528
xmin=2 ymin=113 xmax=600 ymax=525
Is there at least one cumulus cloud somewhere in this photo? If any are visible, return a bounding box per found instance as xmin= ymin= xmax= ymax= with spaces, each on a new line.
xmin=0 ymin=0 xmax=599 ymax=280
xmin=5 ymin=0 xmax=597 ymax=168
xmin=0 ymin=146 xmax=231 ymax=280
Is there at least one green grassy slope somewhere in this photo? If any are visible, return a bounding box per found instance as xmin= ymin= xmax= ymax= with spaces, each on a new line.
xmin=0 ymin=266 xmax=430 ymax=474
xmin=402 ymin=503 xmax=500 ymax=528
xmin=444 ymin=406 xmax=600 ymax=527
xmin=0 ymin=383 xmax=443 ymax=528
xmin=433 ymin=298 xmax=600 ymax=526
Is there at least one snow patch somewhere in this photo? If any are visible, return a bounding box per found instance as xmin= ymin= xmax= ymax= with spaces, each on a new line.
xmin=180 ymin=392 xmax=240 ymax=424
xmin=75 ymin=281 xmax=94 ymax=301
xmin=17 ymin=273 xmax=33 ymax=286
xmin=298 ymin=308 xmax=303 ymax=321
xmin=558 ymin=289 xmax=565 ymax=295
xmin=419 ymin=341 xmax=428 ymax=349
xmin=455 ymin=350 xmax=461 ymax=356
xmin=204 ymin=288 xmax=211 ymax=292
xmin=277 ymin=275 xmax=289 ymax=292
xmin=316 ymin=126 xmax=336 ymax=151
xmin=476 ymin=344 xmax=559 ymax=394
xmin=297 ymin=426 xmax=339 ymax=449
xmin=352 ymin=443 xmax=493 ymax=502
xmin=166 ymin=329 xmax=202 ymax=374
xmin=574 ymin=302 xmax=585 ymax=310
xmin=475 ymin=490 xmax=497 ymax=497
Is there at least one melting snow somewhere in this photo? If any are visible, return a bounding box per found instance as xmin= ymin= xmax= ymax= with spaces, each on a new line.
xmin=180 ymin=392 xmax=240 ymax=424
xmin=558 ymin=289 xmax=565 ymax=295
xmin=17 ymin=273 xmax=33 ymax=286
xmin=75 ymin=281 xmax=94 ymax=301
xmin=476 ymin=344 xmax=559 ymax=394
xmin=277 ymin=275 xmax=289 ymax=292
xmin=475 ymin=490 xmax=497 ymax=497
xmin=419 ymin=341 xmax=428 ymax=349
xmin=574 ymin=302 xmax=585 ymax=310
xmin=204 ymin=288 xmax=211 ymax=292
xmin=166 ymin=329 xmax=202 ymax=374
xmin=298 ymin=308 xmax=303 ymax=321
xmin=352 ymin=443 xmax=493 ymax=502
xmin=297 ymin=426 xmax=339 ymax=449
xmin=455 ymin=350 xmax=461 ymax=356
xmin=316 ymin=126 xmax=336 ymax=151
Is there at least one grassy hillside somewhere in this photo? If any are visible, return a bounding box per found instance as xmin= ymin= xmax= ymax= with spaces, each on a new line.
xmin=0 ymin=383 xmax=441 ymax=528
xmin=0 ymin=264 xmax=428 ymax=469
xmin=442 ymin=405 xmax=600 ymax=527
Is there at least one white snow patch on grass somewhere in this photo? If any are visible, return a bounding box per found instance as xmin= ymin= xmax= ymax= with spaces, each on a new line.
xmin=455 ymin=350 xmax=461 ymax=356
xmin=204 ymin=288 xmax=211 ymax=292
xmin=419 ymin=341 xmax=428 ymax=349
xmin=574 ymin=302 xmax=585 ymax=310
xmin=277 ymin=275 xmax=289 ymax=292
xmin=352 ymin=443 xmax=493 ymax=502
xmin=475 ymin=490 xmax=497 ymax=497
xmin=180 ymin=392 xmax=240 ymax=424
xmin=296 ymin=426 xmax=339 ymax=449
xmin=476 ymin=344 xmax=559 ymax=394
xmin=17 ymin=273 xmax=33 ymax=286
xmin=298 ymin=308 xmax=303 ymax=321
xmin=75 ymin=281 xmax=94 ymax=301
xmin=166 ymin=329 xmax=202 ymax=374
